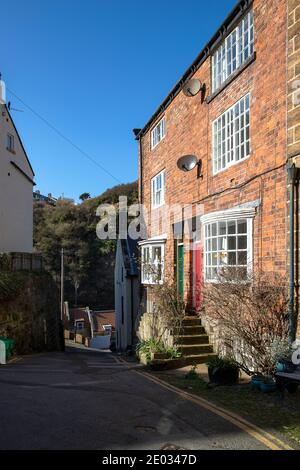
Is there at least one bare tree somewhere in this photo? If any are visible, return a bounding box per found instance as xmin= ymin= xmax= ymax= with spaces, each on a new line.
xmin=202 ymin=268 xmax=289 ymax=375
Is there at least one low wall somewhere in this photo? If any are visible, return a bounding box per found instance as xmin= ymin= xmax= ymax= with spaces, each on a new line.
xmin=136 ymin=312 xmax=174 ymax=347
xmin=0 ymin=271 xmax=61 ymax=354
xmin=201 ymin=312 xmax=255 ymax=370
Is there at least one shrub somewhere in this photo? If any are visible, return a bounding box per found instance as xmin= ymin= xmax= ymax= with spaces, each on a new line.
xmin=136 ymin=338 xmax=182 ymax=363
xmin=203 ymin=269 xmax=289 ymax=376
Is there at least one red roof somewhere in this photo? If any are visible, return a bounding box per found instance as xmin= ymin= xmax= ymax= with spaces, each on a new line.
xmin=70 ymin=308 xmax=115 ymax=332
xmin=93 ymin=311 xmax=116 ymax=332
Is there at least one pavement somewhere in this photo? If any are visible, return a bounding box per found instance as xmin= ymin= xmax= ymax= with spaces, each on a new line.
xmin=0 ymin=343 xmax=276 ymax=450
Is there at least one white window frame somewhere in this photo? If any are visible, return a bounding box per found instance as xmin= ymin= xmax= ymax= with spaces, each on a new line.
xmin=212 ymin=93 xmax=250 ymax=175
xmin=75 ymin=320 xmax=85 ymax=330
xmin=212 ymin=10 xmax=254 ymax=93
xmin=7 ymin=133 xmax=14 ymax=152
xmin=151 ymin=170 xmax=166 ymax=208
xmin=201 ymin=207 xmax=254 ymax=283
xmin=140 ymin=242 xmax=165 ymax=285
xmin=151 ymin=117 xmax=166 ymax=149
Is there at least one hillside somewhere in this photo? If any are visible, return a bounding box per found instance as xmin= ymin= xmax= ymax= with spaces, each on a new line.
xmin=33 ymin=181 xmax=138 ymax=310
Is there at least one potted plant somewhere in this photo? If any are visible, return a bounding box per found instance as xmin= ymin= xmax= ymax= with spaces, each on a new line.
xmin=251 ymin=374 xmax=264 ymax=390
xmin=260 ymin=375 xmax=277 ymax=393
xmin=206 ymin=356 xmax=239 ymax=385
xmin=271 ymin=338 xmax=295 ymax=373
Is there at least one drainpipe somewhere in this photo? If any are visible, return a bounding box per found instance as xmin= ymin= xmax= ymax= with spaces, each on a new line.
xmin=130 ymin=277 xmax=134 ymax=346
xmin=138 ymin=136 xmax=143 ymax=205
xmin=287 ymin=164 xmax=300 ymax=343
xmin=133 ymin=129 xmax=143 ymax=204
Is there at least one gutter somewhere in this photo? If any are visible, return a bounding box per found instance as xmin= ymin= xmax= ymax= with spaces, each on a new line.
xmin=133 ymin=129 xmax=143 ymax=204
xmin=287 ymin=164 xmax=300 ymax=343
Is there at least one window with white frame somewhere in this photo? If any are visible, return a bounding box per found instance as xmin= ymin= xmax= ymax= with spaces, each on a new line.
xmin=141 ymin=243 xmax=164 ymax=284
xmin=204 ymin=217 xmax=252 ymax=281
xmin=213 ymin=94 xmax=250 ymax=174
xmin=151 ymin=170 xmax=166 ymax=208
xmin=212 ymin=10 xmax=254 ymax=93
xmin=151 ymin=117 xmax=166 ymax=149
xmin=7 ymin=134 xmax=14 ymax=152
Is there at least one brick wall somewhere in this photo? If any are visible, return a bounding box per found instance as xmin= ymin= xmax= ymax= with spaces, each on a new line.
xmin=139 ymin=0 xmax=288 ymax=311
xmin=288 ymin=0 xmax=300 ymax=158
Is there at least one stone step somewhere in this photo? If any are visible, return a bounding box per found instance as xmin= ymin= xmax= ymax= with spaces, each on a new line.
xmin=175 ymin=334 xmax=209 ymax=345
xmin=175 ymin=325 xmax=206 ymax=335
xmin=182 ymin=317 xmax=202 ymax=326
xmin=149 ymin=353 xmax=217 ymax=370
xmin=183 ymin=353 xmax=217 ymax=366
xmin=179 ymin=344 xmax=214 ymax=356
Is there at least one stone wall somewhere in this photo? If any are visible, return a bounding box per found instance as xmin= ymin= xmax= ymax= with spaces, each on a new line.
xmin=0 ymin=271 xmax=62 ymax=354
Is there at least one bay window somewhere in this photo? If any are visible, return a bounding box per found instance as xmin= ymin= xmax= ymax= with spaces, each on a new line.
xmin=141 ymin=243 xmax=165 ymax=285
xmin=202 ymin=208 xmax=254 ymax=282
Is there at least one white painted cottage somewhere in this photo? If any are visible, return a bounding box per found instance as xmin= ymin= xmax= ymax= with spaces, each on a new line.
xmin=0 ymin=92 xmax=35 ymax=253
xmin=114 ymin=237 xmax=139 ymax=351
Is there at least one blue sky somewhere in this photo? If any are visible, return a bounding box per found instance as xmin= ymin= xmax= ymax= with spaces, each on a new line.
xmin=2 ymin=0 xmax=236 ymax=201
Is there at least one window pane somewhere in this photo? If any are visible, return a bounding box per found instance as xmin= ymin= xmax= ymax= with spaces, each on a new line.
xmin=218 ymin=236 xmax=226 ymax=250
xmin=238 ymin=235 xmax=247 ymax=249
xmin=212 ymin=223 xmax=217 ymax=236
xmin=153 ymin=246 xmax=161 ymax=261
xmin=228 ymin=252 xmax=236 ymax=265
xmin=219 ymin=221 xmax=226 ymax=235
xmin=238 ymin=219 xmax=247 ymax=233
xmin=228 ymin=236 xmax=236 ymax=250
xmin=228 ymin=220 xmax=236 ymax=234
xmin=238 ymin=251 xmax=247 ymax=265
xmin=212 ymin=238 xmax=217 ymax=251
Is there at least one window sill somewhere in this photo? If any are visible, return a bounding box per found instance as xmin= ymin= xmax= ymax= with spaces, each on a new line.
xmin=151 ymin=204 xmax=165 ymax=210
xmin=141 ymin=281 xmax=164 ymax=286
xmin=6 ymin=147 xmax=16 ymax=155
xmin=206 ymin=52 xmax=256 ymax=104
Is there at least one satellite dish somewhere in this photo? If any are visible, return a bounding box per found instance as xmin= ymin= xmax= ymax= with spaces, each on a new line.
xmin=177 ymin=155 xmax=198 ymax=172
xmin=177 ymin=155 xmax=203 ymax=178
xmin=183 ymin=79 xmax=202 ymax=97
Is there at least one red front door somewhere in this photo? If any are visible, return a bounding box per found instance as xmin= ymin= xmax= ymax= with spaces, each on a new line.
xmin=193 ymin=242 xmax=202 ymax=312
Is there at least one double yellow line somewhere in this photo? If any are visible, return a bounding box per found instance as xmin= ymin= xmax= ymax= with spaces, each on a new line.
xmin=115 ymin=357 xmax=294 ymax=451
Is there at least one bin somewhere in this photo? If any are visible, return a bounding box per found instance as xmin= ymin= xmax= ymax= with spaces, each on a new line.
xmin=0 ymin=337 xmax=14 ymax=361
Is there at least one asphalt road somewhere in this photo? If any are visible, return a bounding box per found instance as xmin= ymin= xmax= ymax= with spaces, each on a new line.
xmin=0 ymin=344 xmax=269 ymax=450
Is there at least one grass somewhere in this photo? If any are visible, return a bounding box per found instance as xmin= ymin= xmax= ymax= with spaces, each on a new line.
xmin=150 ymin=370 xmax=300 ymax=448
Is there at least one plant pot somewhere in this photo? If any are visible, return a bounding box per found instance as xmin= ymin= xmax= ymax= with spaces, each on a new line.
xmin=149 ymin=360 xmax=169 ymax=371
xmin=151 ymin=352 xmax=168 ymax=361
xmin=276 ymin=360 xmax=296 ymax=373
xmin=260 ymin=382 xmax=276 ymax=393
xmin=208 ymin=366 xmax=239 ymax=385
xmin=251 ymin=375 xmax=264 ymax=390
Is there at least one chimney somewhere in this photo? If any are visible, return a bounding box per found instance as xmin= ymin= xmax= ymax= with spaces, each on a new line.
xmin=0 ymin=75 xmax=6 ymax=105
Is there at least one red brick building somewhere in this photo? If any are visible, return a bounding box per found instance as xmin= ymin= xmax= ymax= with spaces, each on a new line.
xmin=136 ymin=0 xmax=300 ymax=340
